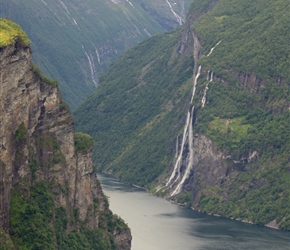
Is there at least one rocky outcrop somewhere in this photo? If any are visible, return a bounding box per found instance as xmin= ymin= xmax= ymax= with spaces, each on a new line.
xmin=0 ymin=39 xmax=131 ymax=248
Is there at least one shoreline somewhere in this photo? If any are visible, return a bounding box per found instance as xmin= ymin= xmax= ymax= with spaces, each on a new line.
xmin=167 ymin=199 xmax=281 ymax=231
xmin=99 ymin=172 xmax=283 ymax=231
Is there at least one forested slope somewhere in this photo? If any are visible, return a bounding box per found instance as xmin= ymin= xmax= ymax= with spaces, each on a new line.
xmin=75 ymin=0 xmax=290 ymax=230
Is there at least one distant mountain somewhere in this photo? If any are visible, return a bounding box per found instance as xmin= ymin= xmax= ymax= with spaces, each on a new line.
xmin=0 ymin=0 xmax=191 ymax=109
xmin=75 ymin=0 xmax=290 ymax=230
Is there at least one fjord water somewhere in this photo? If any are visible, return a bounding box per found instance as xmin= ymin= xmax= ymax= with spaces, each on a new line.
xmin=98 ymin=173 xmax=290 ymax=250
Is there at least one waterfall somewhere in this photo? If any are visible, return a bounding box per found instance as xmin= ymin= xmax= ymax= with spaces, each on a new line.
xmin=82 ymin=45 xmax=98 ymax=87
xmin=95 ymin=48 xmax=101 ymax=65
xmin=190 ymin=65 xmax=201 ymax=103
xmin=210 ymin=72 xmax=213 ymax=82
xmin=41 ymin=0 xmax=48 ymax=5
xmin=165 ymin=0 xmax=184 ymax=25
xmin=167 ymin=64 xmax=201 ymax=196
xmin=166 ymin=112 xmax=191 ymax=187
xmin=166 ymin=37 xmax=222 ymax=197
xmin=201 ymin=84 xmax=209 ymax=108
xmin=125 ymin=0 xmax=134 ymax=7
xmin=57 ymin=0 xmax=79 ymax=26
xmin=206 ymin=40 xmax=222 ymax=57
xmin=171 ymin=106 xmax=195 ymax=196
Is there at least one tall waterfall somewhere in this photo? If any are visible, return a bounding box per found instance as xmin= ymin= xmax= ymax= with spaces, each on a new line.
xmin=166 ymin=66 xmax=201 ymax=196
xmin=166 ymin=39 xmax=221 ymax=197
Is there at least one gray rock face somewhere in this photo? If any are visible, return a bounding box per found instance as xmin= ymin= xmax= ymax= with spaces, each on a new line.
xmin=0 ymin=40 xmax=131 ymax=249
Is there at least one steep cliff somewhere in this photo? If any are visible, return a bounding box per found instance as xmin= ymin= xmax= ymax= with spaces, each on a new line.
xmin=0 ymin=19 xmax=131 ymax=249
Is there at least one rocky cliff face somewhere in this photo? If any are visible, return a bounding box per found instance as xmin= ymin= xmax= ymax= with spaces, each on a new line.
xmin=0 ymin=38 xmax=131 ymax=249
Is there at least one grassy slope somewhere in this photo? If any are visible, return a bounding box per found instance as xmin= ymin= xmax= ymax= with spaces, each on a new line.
xmin=75 ymin=0 xmax=290 ymax=229
xmin=0 ymin=18 xmax=30 ymax=47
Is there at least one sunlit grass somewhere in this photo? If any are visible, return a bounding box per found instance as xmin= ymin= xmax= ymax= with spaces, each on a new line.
xmin=0 ymin=18 xmax=30 ymax=47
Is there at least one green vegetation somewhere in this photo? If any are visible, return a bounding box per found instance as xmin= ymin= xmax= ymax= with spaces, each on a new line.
xmin=0 ymin=228 xmax=14 ymax=250
xmin=9 ymin=181 xmax=120 ymax=249
xmin=75 ymin=29 xmax=194 ymax=185
xmin=191 ymin=0 xmax=290 ymax=230
xmin=199 ymin=158 xmax=290 ymax=230
xmin=193 ymin=0 xmax=290 ymax=82
xmin=74 ymin=132 xmax=94 ymax=153
xmin=13 ymin=123 xmax=28 ymax=168
xmin=0 ymin=18 xmax=29 ymax=47
xmin=32 ymin=63 xmax=59 ymax=87
xmin=75 ymin=0 xmax=290 ymax=230
xmin=14 ymin=123 xmax=27 ymax=145
xmin=0 ymin=0 xmax=190 ymax=109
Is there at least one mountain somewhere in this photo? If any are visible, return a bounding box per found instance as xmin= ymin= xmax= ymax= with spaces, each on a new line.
xmin=0 ymin=0 xmax=191 ymax=110
xmin=75 ymin=0 xmax=290 ymax=230
xmin=0 ymin=19 xmax=131 ymax=249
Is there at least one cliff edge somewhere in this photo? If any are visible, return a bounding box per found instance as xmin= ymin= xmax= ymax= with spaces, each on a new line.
xmin=0 ymin=19 xmax=131 ymax=249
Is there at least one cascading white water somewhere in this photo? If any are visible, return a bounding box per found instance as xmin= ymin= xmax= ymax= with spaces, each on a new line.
xmin=166 ymin=111 xmax=191 ymax=187
xmin=165 ymin=0 xmax=184 ymax=25
xmin=166 ymin=65 xmax=201 ymax=196
xmin=95 ymin=48 xmax=101 ymax=65
xmin=190 ymin=65 xmax=201 ymax=103
xmin=171 ymin=106 xmax=195 ymax=196
xmin=206 ymin=40 xmax=221 ymax=57
xmin=125 ymin=0 xmax=134 ymax=7
xmin=201 ymin=84 xmax=208 ymax=108
xmin=167 ymin=39 xmax=222 ymax=196
xmin=82 ymin=45 xmax=98 ymax=87
xmin=57 ymin=0 xmax=78 ymax=26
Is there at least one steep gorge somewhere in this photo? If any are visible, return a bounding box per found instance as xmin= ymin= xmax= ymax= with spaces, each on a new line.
xmin=75 ymin=0 xmax=290 ymax=231
xmin=0 ymin=19 xmax=131 ymax=249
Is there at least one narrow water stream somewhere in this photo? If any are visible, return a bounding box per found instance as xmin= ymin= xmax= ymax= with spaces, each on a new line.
xmin=98 ymin=173 xmax=290 ymax=250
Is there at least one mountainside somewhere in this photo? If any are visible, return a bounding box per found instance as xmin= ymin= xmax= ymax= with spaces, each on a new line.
xmin=75 ymin=0 xmax=290 ymax=230
xmin=0 ymin=19 xmax=131 ymax=249
xmin=0 ymin=0 xmax=191 ymax=110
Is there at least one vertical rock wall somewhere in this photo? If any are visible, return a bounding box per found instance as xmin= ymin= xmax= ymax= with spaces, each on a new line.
xmin=0 ymin=40 xmax=131 ymax=249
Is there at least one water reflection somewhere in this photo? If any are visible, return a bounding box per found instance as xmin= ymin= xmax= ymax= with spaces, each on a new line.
xmin=98 ymin=173 xmax=290 ymax=250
